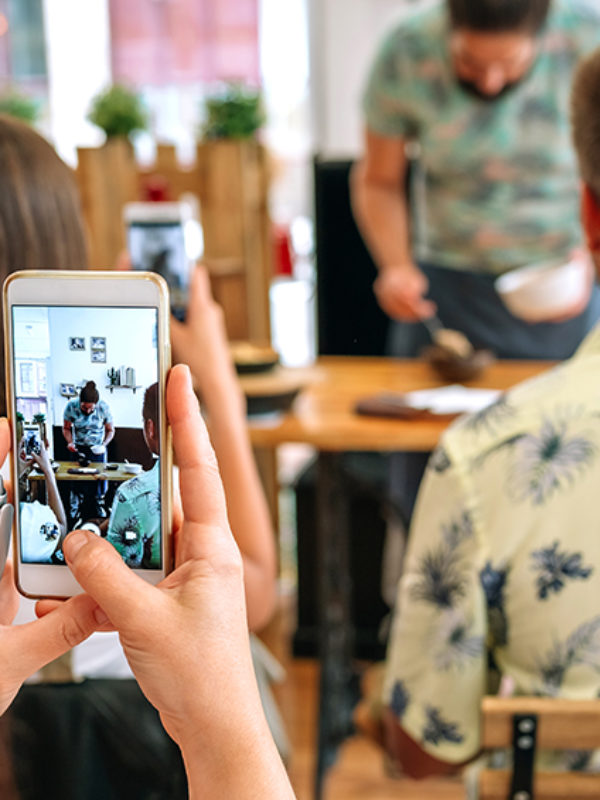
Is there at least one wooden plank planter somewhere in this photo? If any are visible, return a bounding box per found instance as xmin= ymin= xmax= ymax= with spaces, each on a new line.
xmin=75 ymin=139 xmax=272 ymax=344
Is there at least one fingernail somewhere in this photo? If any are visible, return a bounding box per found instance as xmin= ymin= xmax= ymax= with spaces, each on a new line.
xmin=63 ymin=531 xmax=88 ymax=561
xmin=93 ymin=606 xmax=109 ymax=626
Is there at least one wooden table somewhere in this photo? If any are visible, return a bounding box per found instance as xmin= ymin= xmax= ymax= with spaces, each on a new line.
xmin=245 ymin=356 xmax=552 ymax=799
xmin=28 ymin=461 xmax=135 ymax=483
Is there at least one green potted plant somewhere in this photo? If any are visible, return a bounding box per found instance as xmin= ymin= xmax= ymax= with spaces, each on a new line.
xmin=33 ymin=412 xmax=47 ymax=448
xmin=196 ymin=81 xmax=271 ymax=343
xmin=15 ymin=411 xmax=24 ymax=443
xmin=87 ymin=84 xmax=148 ymax=141
xmin=0 ymin=90 xmax=39 ymax=124
xmin=201 ymin=82 xmax=265 ymax=141
xmin=77 ymin=84 xmax=144 ymax=268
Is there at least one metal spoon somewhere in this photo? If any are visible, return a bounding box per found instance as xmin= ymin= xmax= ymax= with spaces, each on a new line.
xmin=422 ymin=315 xmax=473 ymax=358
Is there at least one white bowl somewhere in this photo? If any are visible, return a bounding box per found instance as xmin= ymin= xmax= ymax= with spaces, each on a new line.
xmin=495 ymin=258 xmax=588 ymax=322
xmin=123 ymin=463 xmax=142 ymax=475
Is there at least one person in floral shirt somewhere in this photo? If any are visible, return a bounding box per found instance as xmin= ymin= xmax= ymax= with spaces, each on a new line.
xmin=374 ymin=46 xmax=600 ymax=779
xmin=106 ymin=383 xmax=160 ymax=569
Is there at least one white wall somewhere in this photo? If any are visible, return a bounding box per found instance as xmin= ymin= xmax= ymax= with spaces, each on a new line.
xmin=42 ymin=0 xmax=112 ymax=164
xmin=308 ymin=0 xmax=436 ymax=157
xmin=47 ymin=307 xmax=158 ymax=429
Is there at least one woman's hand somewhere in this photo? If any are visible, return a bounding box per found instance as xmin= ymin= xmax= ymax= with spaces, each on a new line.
xmin=0 ymin=558 xmax=103 ymax=715
xmin=170 ymin=265 xmax=244 ymax=416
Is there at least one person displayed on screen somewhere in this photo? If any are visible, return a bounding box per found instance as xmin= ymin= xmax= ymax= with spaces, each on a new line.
xmin=105 ymin=383 xmax=160 ymax=569
xmin=18 ymin=441 xmax=67 ymax=565
xmin=62 ymin=380 xmax=114 ymax=459
xmin=62 ymin=380 xmax=114 ymax=521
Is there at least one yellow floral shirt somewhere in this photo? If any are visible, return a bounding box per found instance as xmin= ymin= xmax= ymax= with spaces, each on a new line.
xmin=383 ymin=324 xmax=600 ymax=767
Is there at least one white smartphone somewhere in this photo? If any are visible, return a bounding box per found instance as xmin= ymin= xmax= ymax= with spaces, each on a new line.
xmin=124 ymin=201 xmax=195 ymax=321
xmin=4 ymin=271 xmax=173 ymax=598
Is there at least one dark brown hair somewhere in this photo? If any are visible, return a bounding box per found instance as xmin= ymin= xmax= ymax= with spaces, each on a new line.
xmin=571 ymin=48 xmax=600 ymax=200
xmin=0 ymin=114 xmax=88 ymax=414
xmin=80 ymin=381 xmax=99 ymax=404
xmin=142 ymin=382 xmax=158 ymax=428
xmin=448 ymin=0 xmax=551 ymax=33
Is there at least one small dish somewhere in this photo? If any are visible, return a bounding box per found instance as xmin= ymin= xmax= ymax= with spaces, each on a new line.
xmin=495 ymin=258 xmax=588 ymax=322
xmin=421 ymin=344 xmax=495 ymax=382
xmin=246 ymin=388 xmax=302 ymax=416
xmin=239 ymin=365 xmax=314 ymax=416
xmin=123 ymin=463 xmax=142 ymax=475
xmin=229 ymin=341 xmax=279 ymax=374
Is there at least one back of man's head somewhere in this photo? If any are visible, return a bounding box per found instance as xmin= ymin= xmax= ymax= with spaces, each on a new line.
xmin=572 ymin=48 xmax=600 ymax=200
xmin=448 ymin=0 xmax=551 ymax=33
xmin=142 ymin=382 xmax=159 ymax=429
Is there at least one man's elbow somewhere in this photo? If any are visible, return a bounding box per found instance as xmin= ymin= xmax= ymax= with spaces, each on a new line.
xmin=382 ymin=710 xmax=466 ymax=780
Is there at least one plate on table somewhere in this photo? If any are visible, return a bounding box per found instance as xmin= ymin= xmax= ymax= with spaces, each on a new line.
xmin=239 ymin=366 xmax=315 ymax=416
xmin=230 ymin=341 xmax=279 ymax=374
xmin=355 ymin=385 xmax=501 ymax=420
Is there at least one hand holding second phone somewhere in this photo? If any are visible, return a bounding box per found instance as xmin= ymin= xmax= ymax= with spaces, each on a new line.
xmin=373 ymin=262 xmax=437 ymax=322
xmin=170 ymin=265 xmax=244 ymax=417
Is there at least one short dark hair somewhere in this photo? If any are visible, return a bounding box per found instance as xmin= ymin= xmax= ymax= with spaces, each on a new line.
xmin=142 ymin=382 xmax=159 ymax=429
xmin=571 ymin=48 xmax=600 ymax=199
xmin=80 ymin=381 xmax=99 ymax=404
xmin=447 ymin=0 xmax=551 ymax=33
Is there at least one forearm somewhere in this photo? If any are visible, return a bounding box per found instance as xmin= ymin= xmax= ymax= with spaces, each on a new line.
xmin=44 ymin=474 xmax=67 ymax=534
xmin=181 ymin=712 xmax=295 ymax=800
xmin=202 ymin=382 xmax=277 ymax=631
xmin=62 ymin=426 xmax=73 ymax=446
xmin=350 ymin=160 xmax=413 ymax=271
xmin=103 ymin=426 xmax=115 ymax=446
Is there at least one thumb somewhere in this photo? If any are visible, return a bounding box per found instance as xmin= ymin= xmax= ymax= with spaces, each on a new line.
xmin=63 ymin=530 xmax=157 ymax=628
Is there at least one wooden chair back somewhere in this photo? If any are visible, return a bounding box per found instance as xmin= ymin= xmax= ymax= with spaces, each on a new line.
xmin=479 ymin=696 xmax=600 ymax=800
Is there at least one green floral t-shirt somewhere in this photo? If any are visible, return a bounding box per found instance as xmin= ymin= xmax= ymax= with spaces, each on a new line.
xmin=363 ymin=0 xmax=600 ymax=274
xmin=106 ymin=459 xmax=161 ymax=569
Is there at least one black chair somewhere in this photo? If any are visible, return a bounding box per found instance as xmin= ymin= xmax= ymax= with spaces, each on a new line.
xmin=293 ymin=157 xmax=392 ymax=660
xmin=314 ymin=157 xmax=389 ymax=357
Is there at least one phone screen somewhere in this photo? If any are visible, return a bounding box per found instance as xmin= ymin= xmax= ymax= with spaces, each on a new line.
xmin=11 ymin=304 xmax=163 ymax=571
xmin=128 ymin=221 xmax=189 ymax=320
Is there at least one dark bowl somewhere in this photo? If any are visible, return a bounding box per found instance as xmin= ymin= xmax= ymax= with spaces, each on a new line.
xmin=421 ymin=345 xmax=495 ymax=383
xmin=235 ymin=357 xmax=279 ymax=375
xmin=246 ymin=387 xmax=301 ymax=416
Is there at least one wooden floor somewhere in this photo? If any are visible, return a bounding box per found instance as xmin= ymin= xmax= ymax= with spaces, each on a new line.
xmin=260 ymin=594 xmax=465 ymax=800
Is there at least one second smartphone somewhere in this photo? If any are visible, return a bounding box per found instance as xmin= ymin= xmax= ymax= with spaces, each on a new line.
xmin=4 ymin=270 xmax=173 ymax=598
xmin=124 ymin=201 xmax=196 ymax=321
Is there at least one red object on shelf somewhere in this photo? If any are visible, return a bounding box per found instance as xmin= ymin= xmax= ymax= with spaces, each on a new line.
xmin=142 ymin=175 xmax=170 ymax=202
xmin=273 ymin=225 xmax=293 ymax=277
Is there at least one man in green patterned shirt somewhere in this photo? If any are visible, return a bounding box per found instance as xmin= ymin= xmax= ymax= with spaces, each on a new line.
xmin=371 ymin=46 xmax=600 ymax=781
xmin=353 ymin=0 xmax=600 ymax=361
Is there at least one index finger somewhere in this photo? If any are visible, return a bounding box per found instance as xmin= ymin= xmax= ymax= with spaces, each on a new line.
xmin=167 ymin=365 xmax=229 ymax=549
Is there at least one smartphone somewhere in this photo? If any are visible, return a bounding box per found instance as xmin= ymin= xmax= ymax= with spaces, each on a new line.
xmin=21 ymin=422 xmax=42 ymax=457
xmin=124 ymin=201 xmax=195 ymax=321
xmin=4 ymin=271 xmax=173 ymax=598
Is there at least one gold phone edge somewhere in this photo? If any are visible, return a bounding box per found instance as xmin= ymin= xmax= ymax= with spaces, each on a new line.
xmin=2 ymin=270 xmax=174 ymax=596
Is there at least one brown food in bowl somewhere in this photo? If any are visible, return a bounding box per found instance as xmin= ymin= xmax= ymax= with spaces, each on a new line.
xmin=421 ymin=344 xmax=495 ymax=382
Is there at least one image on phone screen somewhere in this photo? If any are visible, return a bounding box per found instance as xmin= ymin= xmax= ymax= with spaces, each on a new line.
xmin=11 ymin=304 xmax=163 ymax=571
xmin=128 ymin=221 xmax=189 ymax=320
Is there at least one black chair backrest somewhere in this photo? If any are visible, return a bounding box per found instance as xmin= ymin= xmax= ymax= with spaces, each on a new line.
xmin=314 ymin=157 xmax=390 ymax=356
